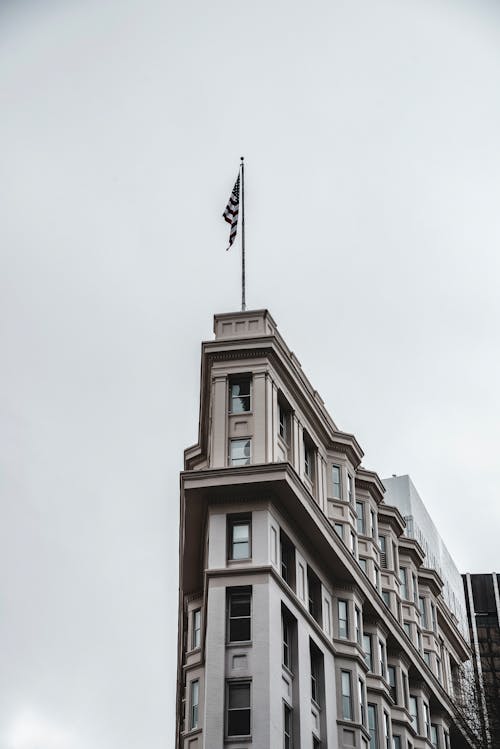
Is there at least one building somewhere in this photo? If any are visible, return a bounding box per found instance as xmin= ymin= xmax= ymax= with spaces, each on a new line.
xmin=462 ymin=573 xmax=500 ymax=748
xmin=176 ymin=309 xmax=478 ymax=749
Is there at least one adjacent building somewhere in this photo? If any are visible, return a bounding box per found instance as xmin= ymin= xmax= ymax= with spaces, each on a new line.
xmin=176 ymin=309 xmax=479 ymax=748
xmin=462 ymin=573 xmax=500 ymax=748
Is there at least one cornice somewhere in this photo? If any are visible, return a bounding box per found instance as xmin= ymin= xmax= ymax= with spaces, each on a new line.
xmin=398 ymin=536 xmax=426 ymax=566
xmin=418 ymin=566 xmax=444 ymax=596
xmin=355 ymin=468 xmax=386 ymax=504
xmin=377 ymin=503 xmax=407 ymax=536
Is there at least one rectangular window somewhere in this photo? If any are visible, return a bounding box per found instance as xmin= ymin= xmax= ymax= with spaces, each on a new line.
xmin=338 ymin=600 xmax=348 ymax=639
xmin=358 ymin=678 xmax=366 ymax=726
xmin=431 ymin=725 xmax=439 ymax=749
xmin=382 ymin=590 xmax=390 ymax=608
xmin=424 ymin=703 xmax=430 ymax=739
xmin=379 ymin=535 xmax=387 ymax=568
xmin=310 ymin=643 xmax=323 ymax=706
xmin=313 ymin=737 xmax=321 ymax=749
xmin=298 ymin=563 xmax=305 ymax=601
xmin=399 ymin=567 xmax=408 ymax=600
xmin=278 ymin=400 xmax=291 ymax=444
xmin=424 ymin=651 xmax=431 ymax=668
xmin=348 ymin=474 xmax=354 ymax=504
xmin=334 ymin=522 xmax=344 ymax=539
xmin=359 ymin=558 xmax=367 ymax=573
xmin=417 ymin=629 xmax=422 ymax=653
xmin=282 ymin=615 xmax=292 ymax=670
xmin=227 ymin=681 xmax=251 ymax=737
xmin=350 ymin=530 xmax=355 ymax=555
xmin=271 ymin=526 xmax=277 ymax=564
xmin=341 ymin=671 xmax=352 ymax=720
xmin=280 ymin=531 xmax=296 ymax=590
xmin=368 ymin=703 xmax=378 ymax=749
xmin=356 ymin=501 xmax=365 ymax=534
xmin=431 ymin=603 xmax=437 ymax=633
xmin=363 ymin=633 xmax=373 ymax=671
xmin=388 ymin=665 xmax=396 ymax=703
xmin=374 ymin=567 xmax=380 ymax=591
xmin=436 ymin=656 xmax=442 ymax=683
xmin=392 ymin=736 xmax=401 ymax=749
xmin=383 ymin=712 xmax=390 ymax=749
xmin=227 ymin=587 xmax=251 ymax=642
xmin=409 ymin=696 xmax=418 ymax=731
xmin=402 ymin=672 xmax=409 ymax=710
xmin=419 ymin=597 xmax=428 ymax=629
xmin=370 ymin=509 xmax=376 ymax=539
xmin=378 ymin=639 xmax=386 ymax=679
xmin=192 ymin=609 xmax=201 ymax=650
xmin=228 ymin=515 xmax=251 ymax=559
xmin=307 ymin=566 xmax=322 ymax=626
xmin=332 ymin=465 xmax=342 ymax=498
xmin=229 ymin=376 xmax=251 ymax=413
xmin=190 ymin=680 xmax=199 ymax=730
xmin=444 ymin=733 xmax=451 ymax=749
xmin=303 ymin=434 xmax=315 ymax=481
xmin=412 ymin=573 xmax=418 ymax=604
xmin=283 ymin=703 xmax=292 ymax=749
xmin=403 ymin=622 xmax=411 ymax=639
xmin=355 ymin=606 xmax=362 ymax=645
xmin=229 ymin=438 xmax=251 ymax=466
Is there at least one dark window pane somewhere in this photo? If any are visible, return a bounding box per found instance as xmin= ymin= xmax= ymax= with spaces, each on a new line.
xmin=227 ymin=709 xmax=250 ymax=736
xmin=230 ymin=618 xmax=251 ymax=641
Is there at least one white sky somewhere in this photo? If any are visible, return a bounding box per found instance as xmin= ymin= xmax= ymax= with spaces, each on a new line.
xmin=1 ymin=0 xmax=499 ymax=747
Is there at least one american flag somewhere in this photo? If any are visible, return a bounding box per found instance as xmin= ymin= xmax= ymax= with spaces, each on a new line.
xmin=223 ymin=174 xmax=240 ymax=250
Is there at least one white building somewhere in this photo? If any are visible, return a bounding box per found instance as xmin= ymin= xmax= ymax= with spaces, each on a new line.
xmin=176 ymin=310 xmax=476 ymax=749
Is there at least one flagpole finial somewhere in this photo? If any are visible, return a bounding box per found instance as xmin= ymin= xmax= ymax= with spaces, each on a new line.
xmin=240 ymin=156 xmax=244 ymax=161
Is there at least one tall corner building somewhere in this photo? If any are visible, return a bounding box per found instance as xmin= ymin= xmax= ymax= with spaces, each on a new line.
xmin=176 ymin=309 xmax=479 ymax=749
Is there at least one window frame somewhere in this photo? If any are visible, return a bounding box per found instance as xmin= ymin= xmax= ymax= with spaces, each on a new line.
xmin=227 ymin=514 xmax=252 ymax=560
xmin=363 ymin=633 xmax=373 ymax=671
xmin=332 ymin=464 xmax=342 ymax=499
xmin=341 ymin=670 xmax=353 ymax=720
xmin=227 ymin=586 xmax=252 ymax=643
xmin=338 ymin=599 xmax=349 ymax=639
xmin=190 ymin=679 xmax=199 ymax=730
xmin=226 ymin=680 xmax=251 ymax=738
xmin=192 ymin=608 xmax=201 ymax=650
xmin=229 ymin=437 xmax=251 ymax=467
xmin=229 ymin=375 xmax=252 ymax=414
xmin=283 ymin=702 xmax=292 ymax=749
xmin=368 ymin=703 xmax=378 ymax=749
xmin=356 ymin=501 xmax=365 ymax=534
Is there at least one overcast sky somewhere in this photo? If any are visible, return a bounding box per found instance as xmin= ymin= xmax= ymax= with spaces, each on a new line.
xmin=1 ymin=0 xmax=500 ymax=747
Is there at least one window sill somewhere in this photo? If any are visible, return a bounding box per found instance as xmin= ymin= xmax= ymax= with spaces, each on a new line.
xmin=182 ymin=727 xmax=202 ymax=738
xmin=224 ymin=735 xmax=252 ymax=744
xmin=226 ymin=640 xmax=252 ymax=648
xmin=227 ymin=558 xmax=252 ymax=566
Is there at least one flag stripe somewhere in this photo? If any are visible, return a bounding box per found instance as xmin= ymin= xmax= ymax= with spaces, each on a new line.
xmin=222 ymin=174 xmax=240 ymax=250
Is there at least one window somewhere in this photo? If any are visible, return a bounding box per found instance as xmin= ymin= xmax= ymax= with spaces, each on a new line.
xmin=303 ymin=435 xmax=315 ymax=482
xmin=370 ymin=509 xmax=376 ymax=539
xmin=355 ymin=606 xmax=362 ymax=645
xmin=388 ymin=665 xmax=396 ymax=702
xmin=431 ymin=603 xmax=437 ymax=633
xmin=348 ymin=474 xmax=354 ymax=504
xmin=374 ymin=567 xmax=380 ymax=592
xmin=227 ymin=681 xmax=251 ymax=737
xmin=403 ymin=622 xmax=411 ymax=639
xmin=402 ymin=672 xmax=409 ymax=710
xmin=338 ymin=600 xmax=348 ymax=639
xmin=190 ymin=680 xmax=199 ymax=729
xmin=431 ymin=725 xmax=439 ymax=749
xmin=436 ymin=656 xmax=442 ymax=683
xmin=229 ymin=438 xmax=251 ymax=466
xmin=298 ymin=563 xmax=305 ymax=600
xmin=359 ymin=558 xmax=367 ymax=573
xmin=424 ymin=651 xmax=431 ymax=668
xmin=334 ymin=522 xmax=344 ymax=539
xmin=192 ymin=609 xmax=201 ymax=649
xmin=282 ymin=615 xmax=292 ymax=670
xmin=313 ymin=737 xmax=321 ymax=749
xmin=368 ymin=704 xmax=378 ymax=749
xmin=358 ymin=678 xmax=366 ymax=726
xmin=278 ymin=399 xmax=291 ymax=444
xmin=419 ymin=597 xmax=428 ymax=629
xmin=227 ymin=587 xmax=251 ymax=642
xmin=412 ymin=573 xmax=418 ymax=605
xmin=332 ymin=465 xmax=342 ymax=498
xmin=307 ymin=566 xmax=322 ymax=625
xmin=350 ymin=531 xmax=355 ymax=555
xmin=341 ymin=671 xmax=352 ymax=720
xmin=378 ymin=639 xmax=386 ymax=679
xmin=423 ymin=703 xmax=430 ymax=739
xmin=383 ymin=712 xmax=390 ymax=749
xmin=417 ymin=629 xmax=422 ymax=652
xmin=283 ymin=703 xmax=292 ymax=749
xmin=379 ymin=535 xmax=387 ymax=568
xmin=382 ymin=590 xmax=390 ymax=608
xmin=229 ymin=376 xmax=251 ymax=413
xmin=356 ymin=501 xmax=365 ymax=534
xmin=392 ymin=737 xmax=401 ymax=749
xmin=280 ymin=531 xmax=296 ymax=590
xmin=363 ymin=633 xmax=373 ymax=671
xmin=444 ymin=732 xmax=451 ymax=749
xmin=399 ymin=567 xmax=408 ymax=600
xmin=409 ymin=696 xmax=418 ymax=731
xmin=310 ymin=641 xmax=323 ymax=706
xmin=228 ymin=515 xmax=251 ymax=559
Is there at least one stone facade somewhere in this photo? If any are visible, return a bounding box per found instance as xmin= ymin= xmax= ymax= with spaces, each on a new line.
xmin=176 ymin=309 xmax=477 ymax=749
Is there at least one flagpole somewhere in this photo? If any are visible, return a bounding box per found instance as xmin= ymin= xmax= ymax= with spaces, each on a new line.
xmin=240 ymin=156 xmax=246 ymax=311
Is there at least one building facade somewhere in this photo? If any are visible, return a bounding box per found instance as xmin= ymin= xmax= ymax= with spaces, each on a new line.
xmin=176 ymin=309 xmax=478 ymax=749
xmin=462 ymin=573 xmax=500 ymax=748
